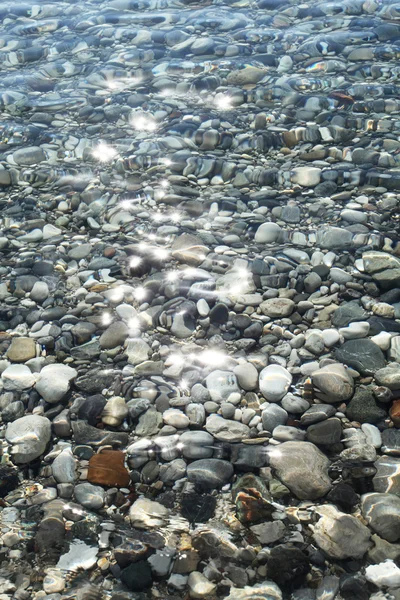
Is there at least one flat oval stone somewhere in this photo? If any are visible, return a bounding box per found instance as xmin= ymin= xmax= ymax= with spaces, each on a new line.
xmin=52 ymin=448 xmax=76 ymax=483
xmin=306 ymin=418 xmax=342 ymax=446
xmin=255 ymin=222 xmax=281 ymax=243
xmin=187 ymin=459 xmax=233 ymax=489
xmin=268 ymin=441 xmax=332 ymax=500
xmin=205 ymin=414 xmax=250 ymax=442
xmin=260 ymin=298 xmax=295 ymax=318
xmin=180 ymin=431 xmax=214 ymax=459
xmin=335 ymin=339 xmax=386 ymax=375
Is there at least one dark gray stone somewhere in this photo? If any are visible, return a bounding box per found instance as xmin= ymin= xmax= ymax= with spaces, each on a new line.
xmin=346 ymin=388 xmax=386 ymax=424
xmin=187 ymin=459 xmax=234 ymax=489
xmin=335 ymin=339 xmax=386 ymax=375
xmin=306 ymin=418 xmax=342 ymax=446
xmin=331 ymin=302 xmax=368 ymax=328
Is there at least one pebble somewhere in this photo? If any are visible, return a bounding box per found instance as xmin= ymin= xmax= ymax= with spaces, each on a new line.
xmin=51 ymin=448 xmax=76 ymax=483
xmin=259 ymin=365 xmax=292 ymax=402
xmin=205 ymin=414 xmax=250 ymax=442
xmin=260 ymin=298 xmax=295 ymax=318
xmin=205 ymin=370 xmax=241 ymax=403
xmin=180 ymin=431 xmax=214 ymax=459
xmin=188 ymin=572 xmax=217 ymax=599
xmin=129 ymin=498 xmax=168 ymax=529
xmin=74 ymin=483 xmax=105 ymax=510
xmin=262 ymin=405 xmax=288 ymax=432
xmin=187 ymin=459 xmax=234 ymax=489
xmin=255 ymin=223 xmax=281 ymax=244
xmin=2 ymin=365 xmax=36 ymax=391
xmin=35 ymin=364 xmax=77 ymax=404
xmin=311 ymin=363 xmax=354 ymax=403
xmin=6 ymin=415 xmax=51 ymax=464
xmin=335 ymin=339 xmax=386 ymax=375
xmin=268 ymin=442 xmax=332 ymax=500
xmin=6 ymin=337 xmax=36 ymax=363
xmin=233 ymin=362 xmax=258 ymax=390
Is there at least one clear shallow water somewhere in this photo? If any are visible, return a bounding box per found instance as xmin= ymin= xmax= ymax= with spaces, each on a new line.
xmin=0 ymin=0 xmax=400 ymax=599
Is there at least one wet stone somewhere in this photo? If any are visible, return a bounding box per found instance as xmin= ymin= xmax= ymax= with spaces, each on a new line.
xmin=205 ymin=370 xmax=240 ymax=403
xmin=311 ymin=363 xmax=354 ymax=403
xmin=267 ymin=545 xmax=310 ymax=590
xmin=259 ymin=365 xmax=292 ymax=402
xmin=361 ymin=493 xmax=400 ymax=542
xmin=87 ymin=450 xmax=130 ymax=488
xmin=373 ymin=456 xmax=400 ymax=495
xmin=346 ymin=388 xmax=386 ymax=424
xmin=180 ymin=493 xmax=216 ymax=524
xmin=335 ymin=339 xmax=386 ymax=375
xmin=306 ymin=418 xmax=342 ymax=446
xmin=187 ymin=459 xmax=233 ymax=490
xmin=268 ymin=441 xmax=332 ymax=500
xmin=381 ymin=428 xmax=400 ymax=455
xmin=6 ymin=415 xmax=51 ymax=464
xmin=74 ymin=483 xmax=105 ymax=510
xmin=312 ymin=505 xmax=371 ymax=560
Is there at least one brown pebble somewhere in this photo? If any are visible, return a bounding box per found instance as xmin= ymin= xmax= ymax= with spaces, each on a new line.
xmin=87 ymin=450 xmax=130 ymax=488
xmin=104 ymin=247 xmax=116 ymax=258
xmin=389 ymin=399 xmax=400 ymax=427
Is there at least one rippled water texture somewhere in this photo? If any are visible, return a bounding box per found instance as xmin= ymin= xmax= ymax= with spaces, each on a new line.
xmin=3 ymin=0 xmax=400 ymax=208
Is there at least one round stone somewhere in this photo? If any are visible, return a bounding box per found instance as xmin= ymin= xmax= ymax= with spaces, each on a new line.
xmin=311 ymin=363 xmax=354 ymax=403
xmin=2 ymin=365 xmax=36 ymax=391
xmin=335 ymin=339 xmax=386 ymax=375
xmin=205 ymin=370 xmax=241 ymax=403
xmin=163 ymin=408 xmax=190 ymax=429
xmin=259 ymin=365 xmax=292 ymax=402
xmin=233 ymin=362 xmax=258 ymax=390
xmin=254 ymin=222 xmax=281 ymax=243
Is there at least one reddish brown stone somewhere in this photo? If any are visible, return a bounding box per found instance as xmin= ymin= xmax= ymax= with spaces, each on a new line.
xmin=104 ymin=247 xmax=116 ymax=258
xmin=87 ymin=450 xmax=130 ymax=488
xmin=390 ymin=399 xmax=400 ymax=427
